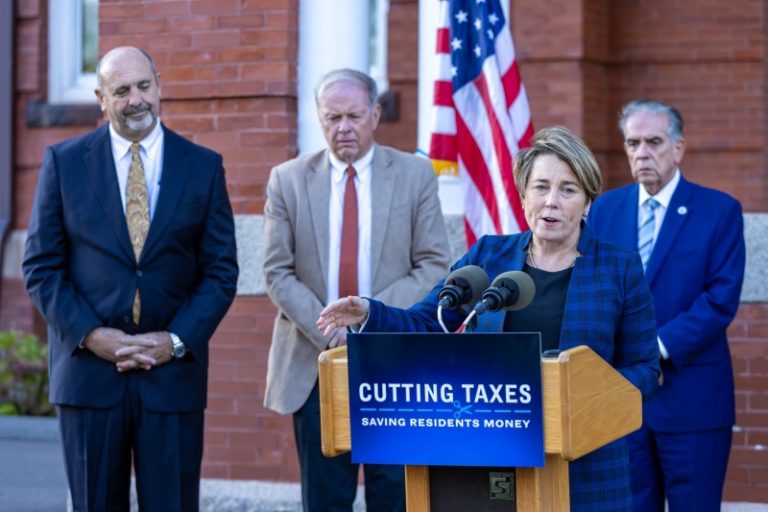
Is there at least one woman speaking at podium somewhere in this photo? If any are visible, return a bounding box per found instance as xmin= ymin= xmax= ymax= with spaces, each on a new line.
xmin=318 ymin=126 xmax=660 ymax=512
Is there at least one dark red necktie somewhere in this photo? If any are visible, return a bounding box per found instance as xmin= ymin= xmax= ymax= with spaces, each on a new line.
xmin=339 ymin=166 xmax=358 ymax=298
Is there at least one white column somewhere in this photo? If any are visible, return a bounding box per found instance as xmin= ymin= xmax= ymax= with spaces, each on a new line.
xmin=370 ymin=0 xmax=390 ymax=94
xmin=417 ymin=0 xmax=462 ymax=215
xmin=416 ymin=0 xmax=439 ymax=156
xmin=297 ymin=0 xmax=370 ymax=155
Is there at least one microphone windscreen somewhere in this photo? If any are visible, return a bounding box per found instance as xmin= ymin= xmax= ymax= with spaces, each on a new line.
xmin=491 ymin=271 xmax=536 ymax=310
xmin=446 ymin=265 xmax=490 ymax=307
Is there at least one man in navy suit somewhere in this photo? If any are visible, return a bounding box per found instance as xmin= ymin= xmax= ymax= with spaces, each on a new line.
xmin=22 ymin=47 xmax=238 ymax=511
xmin=589 ymin=99 xmax=745 ymax=512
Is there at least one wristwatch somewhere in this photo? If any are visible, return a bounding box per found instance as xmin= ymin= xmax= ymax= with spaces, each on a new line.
xmin=169 ymin=332 xmax=187 ymax=359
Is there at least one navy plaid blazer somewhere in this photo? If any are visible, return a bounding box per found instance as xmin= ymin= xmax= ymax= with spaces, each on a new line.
xmin=365 ymin=224 xmax=660 ymax=511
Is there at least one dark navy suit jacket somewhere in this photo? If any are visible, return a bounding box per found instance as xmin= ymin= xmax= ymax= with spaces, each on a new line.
xmin=23 ymin=123 xmax=238 ymax=413
xmin=365 ymin=225 xmax=660 ymax=512
xmin=589 ymin=176 xmax=745 ymax=432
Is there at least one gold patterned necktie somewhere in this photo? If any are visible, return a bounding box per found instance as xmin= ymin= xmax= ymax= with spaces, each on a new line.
xmin=126 ymin=142 xmax=150 ymax=324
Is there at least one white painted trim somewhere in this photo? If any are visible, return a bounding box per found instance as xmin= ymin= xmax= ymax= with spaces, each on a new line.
xmin=48 ymin=0 xmax=97 ymax=104
xmin=369 ymin=0 xmax=390 ymax=94
xmin=416 ymin=0 xmax=439 ymax=156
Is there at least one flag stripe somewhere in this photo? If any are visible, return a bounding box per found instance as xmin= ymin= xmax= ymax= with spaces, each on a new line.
xmin=501 ymin=62 xmax=522 ymax=109
xmin=453 ymin=82 xmax=509 ymax=229
xmin=433 ymin=80 xmax=454 ymax=107
xmin=461 ymin=158 xmax=497 ymax=246
xmin=436 ymin=27 xmax=451 ymax=54
xmin=430 ymin=133 xmax=457 ymax=162
xmin=431 ymin=104 xmax=457 ymax=135
xmin=463 ymin=217 xmax=477 ymax=247
xmin=456 ymin=114 xmax=503 ymax=234
xmin=472 ymin=69 xmax=519 ymax=229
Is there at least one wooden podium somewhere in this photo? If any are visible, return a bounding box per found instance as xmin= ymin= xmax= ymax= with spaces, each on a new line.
xmin=318 ymin=344 xmax=641 ymax=511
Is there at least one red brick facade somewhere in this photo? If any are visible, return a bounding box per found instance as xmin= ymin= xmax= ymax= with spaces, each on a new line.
xmin=3 ymin=0 xmax=767 ymax=502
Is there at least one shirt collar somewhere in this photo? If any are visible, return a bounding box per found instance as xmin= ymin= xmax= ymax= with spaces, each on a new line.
xmin=109 ymin=119 xmax=163 ymax=160
xmin=328 ymin=146 xmax=375 ymax=184
xmin=638 ymin=168 xmax=680 ymax=210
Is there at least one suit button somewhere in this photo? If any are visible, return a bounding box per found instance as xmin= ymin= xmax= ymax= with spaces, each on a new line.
xmin=122 ymin=316 xmax=130 ymax=323
xmin=136 ymin=270 xmax=143 ymax=277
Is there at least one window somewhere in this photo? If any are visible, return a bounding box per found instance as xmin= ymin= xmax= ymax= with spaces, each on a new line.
xmin=48 ymin=0 xmax=99 ymax=103
xmin=369 ymin=0 xmax=389 ymax=93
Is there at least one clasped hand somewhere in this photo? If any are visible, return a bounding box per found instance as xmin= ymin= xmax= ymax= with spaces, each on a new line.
xmin=84 ymin=327 xmax=173 ymax=372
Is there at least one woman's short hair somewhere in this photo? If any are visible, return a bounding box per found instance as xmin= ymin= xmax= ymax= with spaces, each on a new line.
xmin=513 ymin=126 xmax=602 ymax=204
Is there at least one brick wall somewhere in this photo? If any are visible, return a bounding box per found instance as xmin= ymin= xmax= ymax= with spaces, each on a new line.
xmin=204 ymin=297 xmax=297 ymax=480
xmin=729 ymin=304 xmax=768 ymax=502
xmin=0 ymin=279 xmax=34 ymax=334
xmin=2 ymin=0 xmax=767 ymax=503
xmin=375 ymin=0 xmax=421 ymax=151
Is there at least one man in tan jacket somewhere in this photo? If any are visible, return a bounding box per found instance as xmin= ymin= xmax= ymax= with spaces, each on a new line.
xmin=263 ymin=68 xmax=450 ymax=511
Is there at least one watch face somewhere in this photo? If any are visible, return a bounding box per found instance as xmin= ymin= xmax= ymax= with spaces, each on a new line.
xmin=173 ymin=344 xmax=186 ymax=358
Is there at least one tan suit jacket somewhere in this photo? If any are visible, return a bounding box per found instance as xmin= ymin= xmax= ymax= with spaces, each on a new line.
xmin=263 ymin=145 xmax=451 ymax=414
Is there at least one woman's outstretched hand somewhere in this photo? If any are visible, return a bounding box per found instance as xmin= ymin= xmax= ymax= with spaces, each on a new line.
xmin=317 ymin=296 xmax=371 ymax=337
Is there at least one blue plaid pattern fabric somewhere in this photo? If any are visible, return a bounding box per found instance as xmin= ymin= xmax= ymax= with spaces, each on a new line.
xmin=638 ymin=197 xmax=659 ymax=269
xmin=365 ymin=224 xmax=661 ymax=511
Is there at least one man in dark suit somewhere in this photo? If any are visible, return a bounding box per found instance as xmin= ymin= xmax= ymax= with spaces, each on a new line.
xmin=263 ymin=69 xmax=450 ymax=511
xmin=22 ymin=46 xmax=238 ymax=511
xmin=589 ymin=99 xmax=745 ymax=512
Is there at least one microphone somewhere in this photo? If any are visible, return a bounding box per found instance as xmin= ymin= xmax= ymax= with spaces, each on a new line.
xmin=473 ymin=271 xmax=536 ymax=315
xmin=437 ymin=265 xmax=490 ymax=310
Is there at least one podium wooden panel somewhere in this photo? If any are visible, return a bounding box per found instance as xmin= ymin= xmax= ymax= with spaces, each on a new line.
xmin=318 ymin=344 xmax=641 ymax=511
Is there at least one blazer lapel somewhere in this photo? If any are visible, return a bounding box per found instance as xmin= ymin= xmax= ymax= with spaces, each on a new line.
xmin=82 ymin=125 xmax=135 ymax=262
xmin=306 ymin=151 xmax=331 ymax=289
xmin=645 ymin=177 xmax=693 ymax=284
xmin=369 ymin=145 xmax=395 ymax=286
xmin=141 ymin=126 xmax=190 ymax=258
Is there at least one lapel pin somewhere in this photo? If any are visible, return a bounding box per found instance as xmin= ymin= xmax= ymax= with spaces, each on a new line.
xmin=677 ymin=206 xmax=687 ymax=215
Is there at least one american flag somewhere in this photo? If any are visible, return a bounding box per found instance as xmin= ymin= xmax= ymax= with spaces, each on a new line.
xmin=428 ymin=0 xmax=533 ymax=246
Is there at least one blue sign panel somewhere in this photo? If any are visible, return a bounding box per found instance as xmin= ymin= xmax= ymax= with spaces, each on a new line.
xmin=347 ymin=332 xmax=544 ymax=467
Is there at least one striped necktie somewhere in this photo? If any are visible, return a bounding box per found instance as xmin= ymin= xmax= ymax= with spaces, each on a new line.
xmin=126 ymin=142 xmax=150 ymax=324
xmin=638 ymin=197 xmax=659 ymax=270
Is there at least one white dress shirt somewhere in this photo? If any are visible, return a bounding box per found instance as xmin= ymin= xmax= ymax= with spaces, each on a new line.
xmin=109 ymin=120 xmax=165 ymax=220
xmin=326 ymin=147 xmax=373 ymax=304
xmin=637 ymin=168 xmax=681 ymax=359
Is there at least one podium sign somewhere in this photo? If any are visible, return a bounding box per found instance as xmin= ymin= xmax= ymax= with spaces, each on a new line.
xmin=347 ymin=332 xmax=544 ymax=467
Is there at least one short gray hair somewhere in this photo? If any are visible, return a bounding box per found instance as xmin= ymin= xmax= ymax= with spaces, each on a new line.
xmin=618 ymin=99 xmax=684 ymax=142
xmin=314 ymin=69 xmax=378 ymax=109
